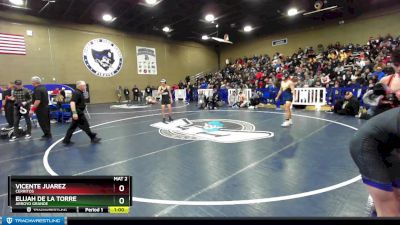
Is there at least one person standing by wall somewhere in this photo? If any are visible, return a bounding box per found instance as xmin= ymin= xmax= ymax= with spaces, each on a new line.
xmin=186 ymin=81 xmax=194 ymax=102
xmin=145 ymin=85 xmax=152 ymax=97
xmin=10 ymin=80 xmax=32 ymax=142
xmin=116 ymin=86 xmax=122 ymax=103
xmin=2 ymin=82 xmax=15 ymax=129
xmin=123 ymin=87 xmax=130 ymax=102
xmin=29 ymin=76 xmax=52 ymax=139
xmin=132 ymin=85 xmax=140 ymax=102
xmin=62 ymin=81 xmax=101 ymax=145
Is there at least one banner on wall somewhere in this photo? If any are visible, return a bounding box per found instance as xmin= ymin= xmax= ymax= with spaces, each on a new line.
xmin=136 ymin=46 xmax=157 ymax=75
xmin=272 ymin=38 xmax=288 ymax=47
xmin=83 ymin=38 xmax=123 ymax=78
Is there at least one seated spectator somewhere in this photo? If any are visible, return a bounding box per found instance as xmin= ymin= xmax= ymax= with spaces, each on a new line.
xmin=229 ymin=90 xmax=239 ymax=107
xmin=248 ymin=90 xmax=261 ymax=109
xmin=55 ymin=92 xmax=64 ymax=109
xmin=178 ymin=80 xmax=185 ymax=89
xmin=199 ymin=80 xmax=208 ymax=89
xmin=321 ymin=74 xmax=331 ymax=88
xmin=186 ymin=81 xmax=194 ymax=102
xmin=328 ymin=91 xmax=360 ymax=116
xmin=172 ymin=84 xmax=179 ymax=91
xmin=198 ymin=90 xmax=207 ymax=109
xmin=206 ymin=88 xmax=220 ymax=110
xmin=52 ymin=88 xmax=60 ymax=95
xmin=238 ymin=91 xmax=250 ymax=108
xmin=371 ymin=66 xmax=385 ymax=81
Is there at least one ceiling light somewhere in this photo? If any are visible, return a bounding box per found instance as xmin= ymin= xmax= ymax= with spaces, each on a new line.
xmin=202 ymin=35 xmax=209 ymax=40
xmin=287 ymin=8 xmax=299 ymax=16
xmin=102 ymin=14 xmax=113 ymax=22
xmin=205 ymin=14 xmax=215 ymax=22
xmin=145 ymin=0 xmax=157 ymax=5
xmin=243 ymin=25 xmax=253 ymax=32
xmin=162 ymin=26 xmax=171 ymax=32
xmin=9 ymin=0 xmax=24 ymax=6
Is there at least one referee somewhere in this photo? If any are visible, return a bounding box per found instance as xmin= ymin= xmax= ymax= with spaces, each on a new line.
xmin=62 ymin=81 xmax=101 ymax=145
xmin=29 ymin=76 xmax=52 ymax=139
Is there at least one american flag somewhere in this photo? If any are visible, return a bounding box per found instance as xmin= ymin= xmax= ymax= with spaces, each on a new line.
xmin=0 ymin=33 xmax=26 ymax=55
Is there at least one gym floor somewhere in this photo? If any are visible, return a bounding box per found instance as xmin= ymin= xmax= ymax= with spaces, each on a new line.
xmin=0 ymin=102 xmax=369 ymax=217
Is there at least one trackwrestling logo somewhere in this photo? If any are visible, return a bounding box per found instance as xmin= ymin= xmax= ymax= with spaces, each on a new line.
xmin=150 ymin=118 xmax=274 ymax=143
xmin=2 ymin=217 xmax=64 ymax=225
xmin=83 ymin=38 xmax=123 ymax=78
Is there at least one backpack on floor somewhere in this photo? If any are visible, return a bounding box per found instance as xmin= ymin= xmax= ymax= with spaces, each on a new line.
xmin=0 ymin=127 xmax=26 ymax=139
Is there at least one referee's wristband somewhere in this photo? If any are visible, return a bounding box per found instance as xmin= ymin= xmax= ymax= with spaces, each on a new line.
xmin=72 ymin=111 xmax=77 ymax=114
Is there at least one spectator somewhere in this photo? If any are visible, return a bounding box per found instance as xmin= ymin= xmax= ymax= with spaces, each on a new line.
xmin=10 ymin=80 xmax=32 ymax=142
xmin=145 ymin=85 xmax=152 ymax=97
xmin=229 ymin=90 xmax=239 ymax=107
xmin=248 ymin=90 xmax=261 ymax=109
xmin=329 ymin=91 xmax=360 ymax=116
xmin=132 ymin=85 xmax=140 ymax=102
xmin=371 ymin=66 xmax=385 ymax=81
xmin=52 ymin=88 xmax=60 ymax=95
xmin=186 ymin=81 xmax=194 ymax=102
xmin=178 ymin=80 xmax=185 ymax=89
xmin=2 ymin=82 xmax=15 ymax=129
xmin=60 ymin=87 xmax=66 ymax=102
xmin=172 ymin=83 xmax=179 ymax=91
xmin=206 ymin=88 xmax=220 ymax=110
xmin=123 ymin=87 xmax=130 ymax=102
xmin=116 ymin=86 xmax=122 ymax=103
xmin=55 ymin=90 xmax=65 ymax=109
xmin=197 ymin=90 xmax=207 ymax=109
xmin=238 ymin=91 xmax=250 ymax=108
xmin=199 ymin=80 xmax=208 ymax=89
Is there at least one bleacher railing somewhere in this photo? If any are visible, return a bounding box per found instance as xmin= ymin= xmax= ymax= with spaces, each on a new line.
xmin=173 ymin=86 xmax=370 ymax=108
xmin=292 ymin=88 xmax=326 ymax=109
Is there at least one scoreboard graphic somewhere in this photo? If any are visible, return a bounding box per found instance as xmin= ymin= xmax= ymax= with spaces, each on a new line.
xmin=8 ymin=176 xmax=132 ymax=214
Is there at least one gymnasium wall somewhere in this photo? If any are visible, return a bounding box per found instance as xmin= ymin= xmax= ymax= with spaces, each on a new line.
xmin=220 ymin=8 xmax=400 ymax=67
xmin=0 ymin=12 xmax=218 ymax=104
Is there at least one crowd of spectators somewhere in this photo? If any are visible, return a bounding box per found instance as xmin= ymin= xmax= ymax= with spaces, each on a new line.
xmin=191 ymin=34 xmax=400 ymax=93
xmin=111 ymin=35 xmax=400 ymax=110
